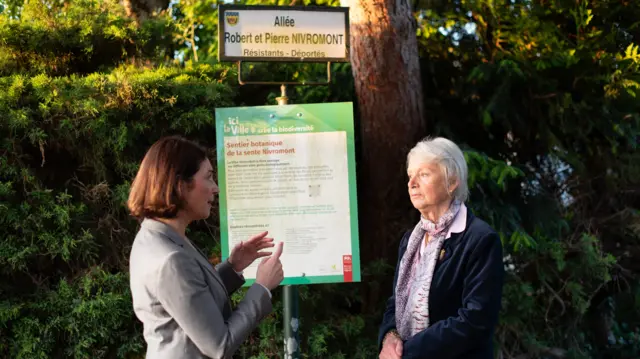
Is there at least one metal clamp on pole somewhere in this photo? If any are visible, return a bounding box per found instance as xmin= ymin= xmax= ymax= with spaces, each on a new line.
xmin=237 ymin=61 xmax=332 ymax=86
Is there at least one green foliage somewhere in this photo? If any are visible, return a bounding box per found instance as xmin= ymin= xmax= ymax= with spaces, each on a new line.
xmin=416 ymin=0 xmax=640 ymax=357
xmin=0 ymin=63 xmax=237 ymax=357
xmin=0 ymin=3 xmax=238 ymax=354
xmin=0 ymin=0 xmax=23 ymax=18
xmin=1 ymin=0 xmax=638 ymax=358
xmin=171 ymin=0 xmax=220 ymax=63
xmin=0 ymin=268 xmax=142 ymax=359
xmin=0 ymin=0 xmax=175 ymax=76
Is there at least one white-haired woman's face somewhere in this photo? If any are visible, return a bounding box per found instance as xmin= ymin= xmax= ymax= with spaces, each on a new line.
xmin=407 ymin=160 xmax=456 ymax=211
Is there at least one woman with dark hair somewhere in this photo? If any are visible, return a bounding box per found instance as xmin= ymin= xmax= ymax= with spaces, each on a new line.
xmin=128 ymin=136 xmax=284 ymax=359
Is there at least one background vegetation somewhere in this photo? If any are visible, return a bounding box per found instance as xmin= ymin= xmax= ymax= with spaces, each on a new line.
xmin=1 ymin=0 xmax=638 ymax=358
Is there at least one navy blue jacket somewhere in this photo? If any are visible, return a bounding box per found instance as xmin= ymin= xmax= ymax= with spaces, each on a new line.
xmin=378 ymin=209 xmax=504 ymax=359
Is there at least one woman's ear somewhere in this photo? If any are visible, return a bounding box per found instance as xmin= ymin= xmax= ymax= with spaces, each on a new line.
xmin=174 ymin=176 xmax=191 ymax=206
xmin=447 ymin=177 xmax=459 ymax=197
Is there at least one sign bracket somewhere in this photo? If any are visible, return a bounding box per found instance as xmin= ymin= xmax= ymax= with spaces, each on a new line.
xmin=237 ymin=61 xmax=333 ymax=86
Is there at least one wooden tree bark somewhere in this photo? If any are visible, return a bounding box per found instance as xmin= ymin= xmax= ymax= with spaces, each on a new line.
xmin=122 ymin=0 xmax=170 ymax=23
xmin=343 ymin=0 xmax=426 ymax=308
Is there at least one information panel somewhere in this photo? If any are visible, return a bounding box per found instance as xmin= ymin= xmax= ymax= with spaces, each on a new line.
xmin=215 ymin=102 xmax=360 ymax=285
xmin=218 ymin=5 xmax=350 ymax=62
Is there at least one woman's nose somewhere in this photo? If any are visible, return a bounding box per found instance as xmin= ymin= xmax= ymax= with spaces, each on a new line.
xmin=212 ymin=182 xmax=220 ymax=194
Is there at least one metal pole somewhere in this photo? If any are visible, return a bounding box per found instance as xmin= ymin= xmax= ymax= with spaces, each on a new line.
xmin=283 ymin=285 xmax=300 ymax=359
xmin=277 ymin=84 xmax=300 ymax=359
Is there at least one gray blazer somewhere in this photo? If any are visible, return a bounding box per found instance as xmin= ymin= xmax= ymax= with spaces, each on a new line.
xmin=129 ymin=219 xmax=272 ymax=359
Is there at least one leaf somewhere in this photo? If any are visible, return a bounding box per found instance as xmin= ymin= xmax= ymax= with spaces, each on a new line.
xmin=482 ymin=110 xmax=493 ymax=126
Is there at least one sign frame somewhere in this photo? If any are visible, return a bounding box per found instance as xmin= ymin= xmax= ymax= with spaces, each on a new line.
xmin=217 ymin=4 xmax=351 ymax=63
xmin=215 ymin=102 xmax=361 ymax=286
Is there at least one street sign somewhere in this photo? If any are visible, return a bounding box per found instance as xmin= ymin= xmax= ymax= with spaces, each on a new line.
xmin=218 ymin=5 xmax=350 ymax=63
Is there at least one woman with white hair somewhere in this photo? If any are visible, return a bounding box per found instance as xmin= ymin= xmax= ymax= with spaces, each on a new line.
xmin=378 ymin=137 xmax=504 ymax=359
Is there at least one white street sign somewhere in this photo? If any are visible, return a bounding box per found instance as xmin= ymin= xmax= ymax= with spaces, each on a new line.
xmin=218 ymin=5 xmax=350 ymax=62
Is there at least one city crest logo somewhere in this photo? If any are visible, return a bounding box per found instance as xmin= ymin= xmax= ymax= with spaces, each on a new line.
xmin=225 ymin=11 xmax=239 ymax=26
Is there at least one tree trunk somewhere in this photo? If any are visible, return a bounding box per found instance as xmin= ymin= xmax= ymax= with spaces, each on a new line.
xmin=343 ymin=0 xmax=426 ymax=309
xmin=122 ymin=0 xmax=170 ymax=23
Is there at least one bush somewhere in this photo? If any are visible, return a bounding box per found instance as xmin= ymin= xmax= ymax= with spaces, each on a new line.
xmin=0 ymin=62 xmax=237 ymax=358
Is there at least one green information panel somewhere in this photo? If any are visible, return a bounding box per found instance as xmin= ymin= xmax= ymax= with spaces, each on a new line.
xmin=215 ymin=102 xmax=360 ymax=285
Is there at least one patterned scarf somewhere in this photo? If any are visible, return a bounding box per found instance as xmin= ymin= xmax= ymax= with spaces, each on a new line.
xmin=395 ymin=200 xmax=462 ymax=339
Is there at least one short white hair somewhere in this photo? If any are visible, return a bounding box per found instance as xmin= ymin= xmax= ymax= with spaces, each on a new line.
xmin=406 ymin=137 xmax=469 ymax=202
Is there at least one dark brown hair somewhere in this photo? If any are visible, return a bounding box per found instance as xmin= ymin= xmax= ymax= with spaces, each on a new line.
xmin=127 ymin=136 xmax=207 ymax=219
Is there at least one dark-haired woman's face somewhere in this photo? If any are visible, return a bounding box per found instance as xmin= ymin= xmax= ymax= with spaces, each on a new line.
xmin=184 ymin=159 xmax=219 ymax=220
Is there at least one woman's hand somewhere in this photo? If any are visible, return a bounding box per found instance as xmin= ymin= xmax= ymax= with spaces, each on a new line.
xmin=379 ymin=332 xmax=403 ymax=359
xmin=256 ymin=242 xmax=284 ymax=290
xmin=228 ymin=231 xmax=275 ymax=272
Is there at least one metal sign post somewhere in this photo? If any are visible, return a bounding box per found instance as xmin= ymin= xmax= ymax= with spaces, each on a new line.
xmin=276 ymin=84 xmax=300 ymax=359
xmin=217 ymin=5 xmax=351 ymax=359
